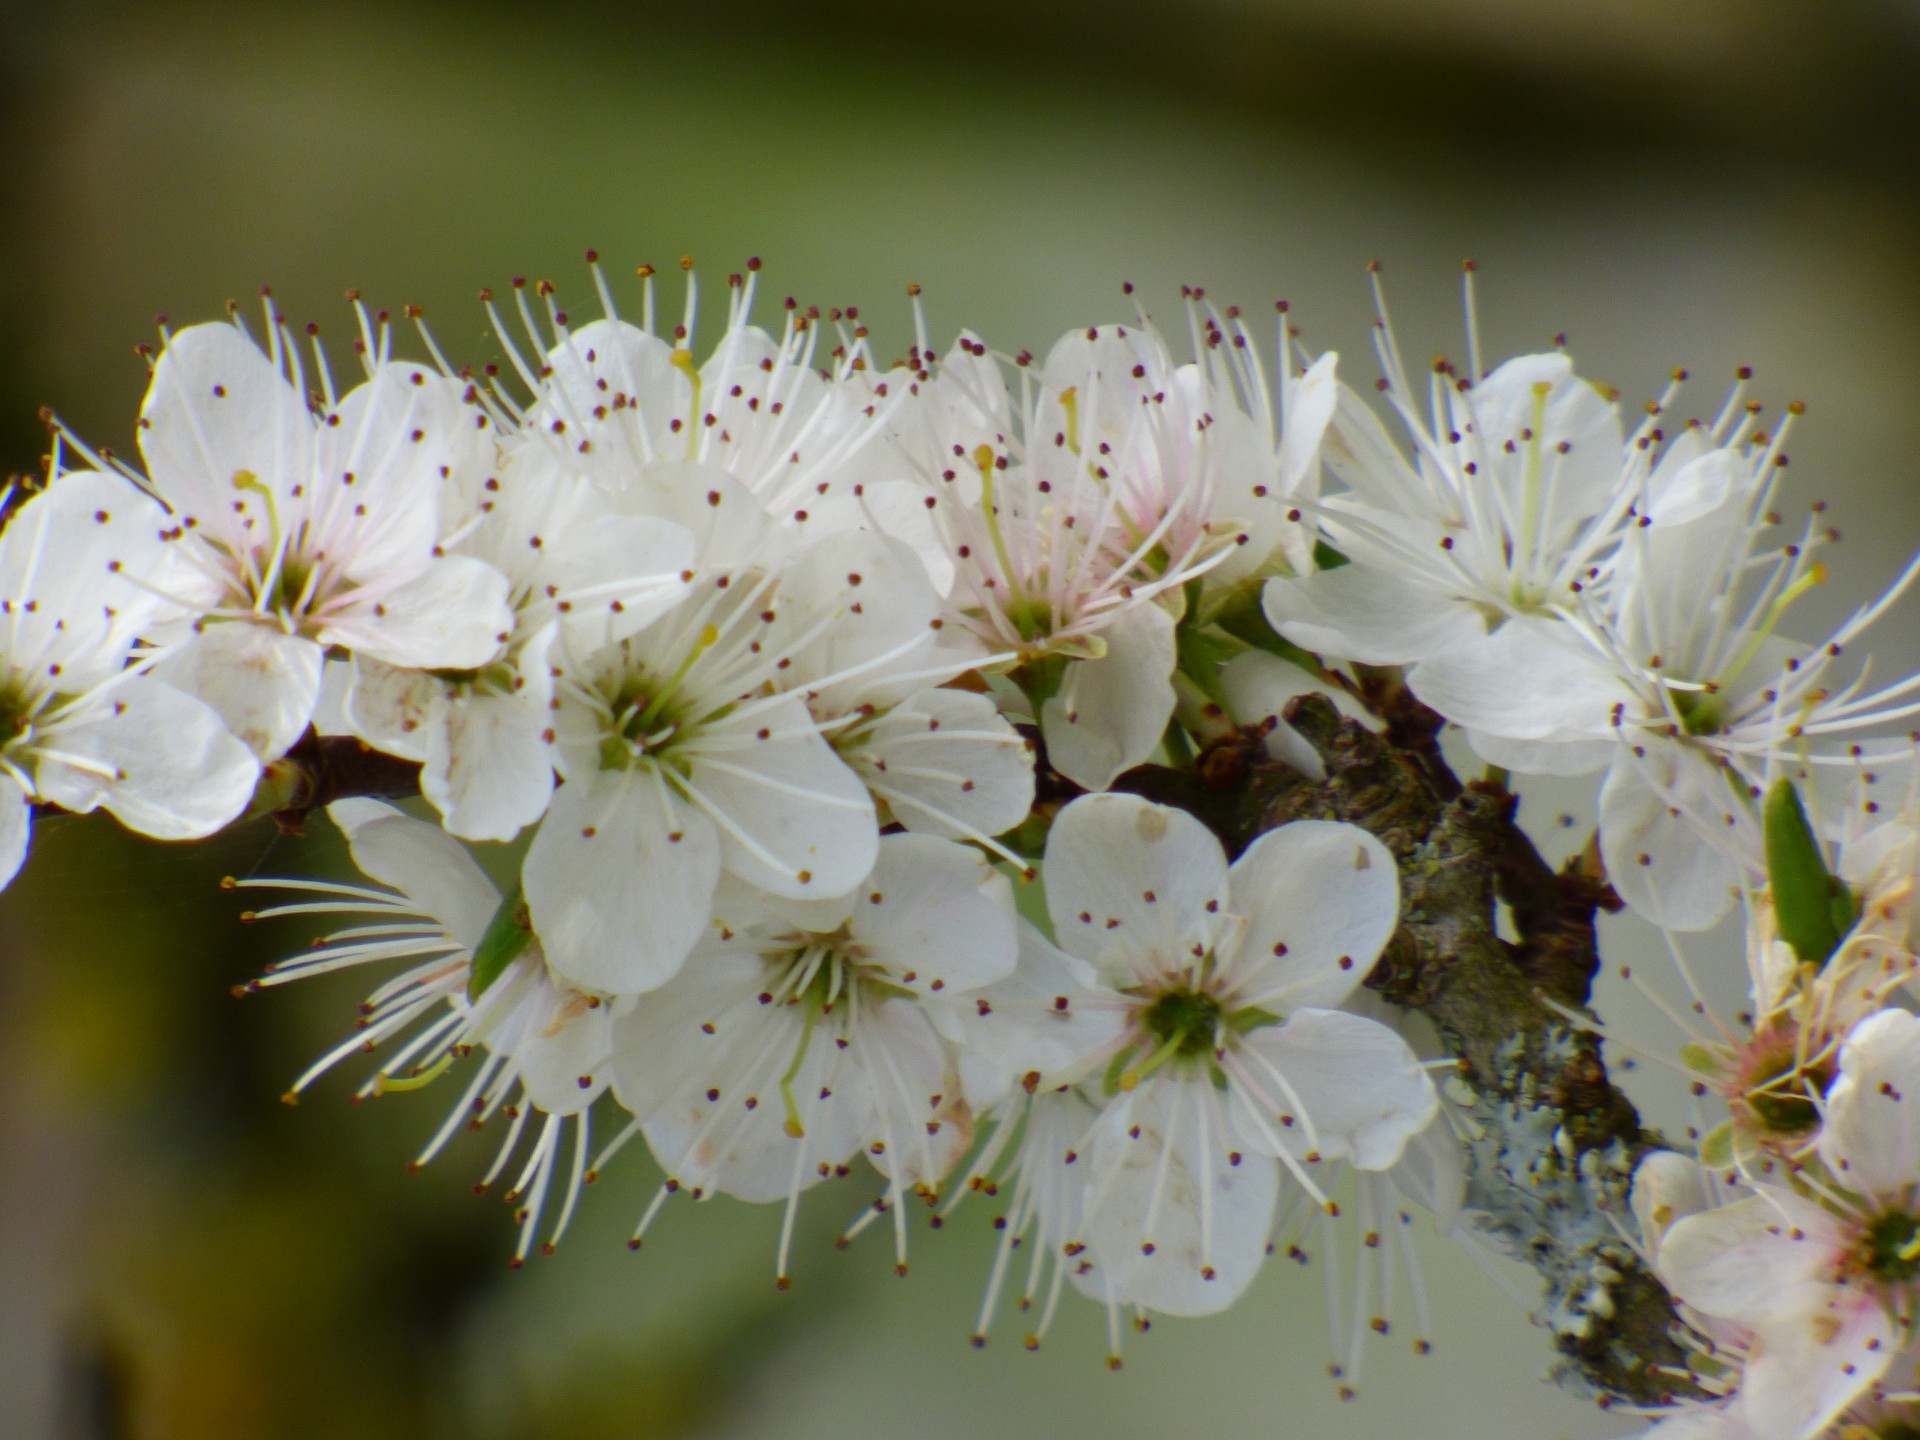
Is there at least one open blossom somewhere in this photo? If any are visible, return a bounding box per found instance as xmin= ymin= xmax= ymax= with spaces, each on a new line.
xmin=1409 ymin=412 xmax=1920 ymax=928
xmin=1 ymin=465 xmax=258 ymax=889
xmin=137 ymin=318 xmax=515 ymax=761
xmin=958 ymin=793 xmax=1434 ymax=1326
xmin=347 ymin=424 xmax=698 ymax=841
xmin=240 ymin=800 xmax=617 ymax=1263
xmin=880 ymin=312 xmax=1334 ymax=792
xmin=1654 ymin=1008 xmax=1920 ymax=1439
xmin=608 ymin=834 xmax=1017 ymax=1281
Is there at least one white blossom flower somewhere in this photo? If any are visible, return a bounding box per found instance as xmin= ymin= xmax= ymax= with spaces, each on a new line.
xmin=766 ymin=527 xmax=1035 ymax=854
xmin=136 ymin=315 xmax=515 ymax=761
xmin=239 ymin=799 xmax=617 ymax=1264
xmin=1408 ymin=411 xmax=1920 ymax=929
xmin=1655 ymin=1008 xmax=1920 ymax=1439
xmin=958 ymin=793 xmax=1434 ymax=1328
xmin=346 ymin=420 xmax=697 ymax=841
xmin=879 ymin=306 xmax=1333 ymax=792
xmin=0 ymin=465 xmax=258 ymax=889
xmin=605 ymin=834 xmax=1017 ymax=1283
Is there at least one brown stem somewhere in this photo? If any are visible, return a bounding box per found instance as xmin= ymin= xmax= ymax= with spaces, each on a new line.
xmin=255 ymin=730 xmax=424 ymax=835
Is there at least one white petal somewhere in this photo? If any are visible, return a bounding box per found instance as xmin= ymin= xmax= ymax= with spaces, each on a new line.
xmin=687 ymin=699 xmax=877 ymax=899
xmin=852 ymin=687 xmax=1035 ymax=842
xmin=506 ymin=974 xmax=616 ymax=1117
xmin=35 ymin=678 xmax=259 ymax=840
xmin=1263 ymin=562 xmax=1485 ymax=667
xmin=1629 ymin=1151 xmax=1715 ymax=1254
xmin=1219 ymin=650 xmax=1380 ymax=780
xmin=327 ymin=799 xmax=501 ymax=950
xmin=1386 ymin=1110 xmax=1467 ymax=1233
xmin=1655 ymin=1190 xmax=1847 ymax=1327
xmin=772 ymin=528 xmax=942 ymax=712
xmin=1599 ymin=744 xmax=1745 ymax=932
xmin=149 ymin=622 xmax=324 ymax=762
xmin=0 ymin=781 xmax=30 ymax=891
xmin=343 ymin=656 xmax=445 ymax=762
xmin=1460 ymin=353 xmax=1621 ymax=548
xmin=1043 ymin=792 xmax=1228 ymax=983
xmin=1741 ymin=1298 xmax=1895 ymax=1440
xmin=1228 ymin=1008 xmax=1437 ymax=1169
xmin=424 ymin=683 xmax=556 ymax=843
xmin=1278 ymin=351 xmax=1339 ymax=497
xmin=850 ymin=833 xmax=1016 ymax=994
xmin=1407 ymin=616 xmax=1622 ymax=745
xmin=543 ymin=512 xmax=697 ymax=651
xmin=1820 ymin=1007 xmax=1920 ymax=1197
xmin=1041 ymin=602 xmax=1176 ymax=792
xmin=1226 ymin=820 xmax=1399 ymax=1013
xmin=854 ymin=1000 xmax=975 ymax=1191
xmin=524 ymin=768 xmax=721 ymax=993
xmin=0 ymin=468 xmax=176 ymax=678
xmin=947 ymin=920 xmax=1126 ymax=1106
xmin=138 ymin=322 xmax=316 ymax=554
xmin=310 ymin=362 xmax=469 ymax=584
xmin=317 ymin=554 xmax=512 ymax=671
xmin=1079 ymin=1075 xmax=1278 ymax=1316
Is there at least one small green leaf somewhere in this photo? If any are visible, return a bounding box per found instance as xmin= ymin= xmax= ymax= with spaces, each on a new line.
xmin=468 ymin=883 xmax=534 ymax=1000
xmin=1696 ymin=1120 xmax=1734 ymax=1169
xmin=1763 ymin=779 xmax=1853 ymax=969
xmin=1678 ymin=1042 xmax=1725 ymax=1078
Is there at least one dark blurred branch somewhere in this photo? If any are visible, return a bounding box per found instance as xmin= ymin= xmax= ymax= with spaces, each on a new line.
xmin=253 ymin=730 xmax=422 ymax=835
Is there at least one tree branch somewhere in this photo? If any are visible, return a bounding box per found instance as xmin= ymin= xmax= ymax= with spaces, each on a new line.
xmin=250 ymin=730 xmax=425 ymax=835
xmin=1116 ymin=695 xmax=1691 ymax=1407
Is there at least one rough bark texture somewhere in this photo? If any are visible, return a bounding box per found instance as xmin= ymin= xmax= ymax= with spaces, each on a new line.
xmin=1116 ymin=695 xmax=1692 ymax=1407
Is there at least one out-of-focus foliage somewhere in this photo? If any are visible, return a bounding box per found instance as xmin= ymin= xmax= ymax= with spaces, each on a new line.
xmin=2 ymin=2 xmax=1917 ymax=1437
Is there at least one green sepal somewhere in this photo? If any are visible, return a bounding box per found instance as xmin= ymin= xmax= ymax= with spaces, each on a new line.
xmin=468 ymin=883 xmax=534 ymax=1000
xmin=1174 ymin=623 xmax=1242 ymax=711
xmin=1696 ymin=1119 xmax=1734 ymax=1169
xmin=1211 ymin=587 xmax=1325 ymax=674
xmin=1312 ymin=540 xmax=1349 ymax=571
xmin=1678 ymin=1042 xmax=1725 ymax=1079
xmin=1763 ymin=779 xmax=1855 ymax=969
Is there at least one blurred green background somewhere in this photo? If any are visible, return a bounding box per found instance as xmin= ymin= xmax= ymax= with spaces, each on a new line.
xmin=4 ymin=2 xmax=1920 ymax=1436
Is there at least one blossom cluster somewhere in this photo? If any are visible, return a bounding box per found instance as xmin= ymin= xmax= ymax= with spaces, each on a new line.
xmin=10 ymin=257 xmax=1920 ymax=1393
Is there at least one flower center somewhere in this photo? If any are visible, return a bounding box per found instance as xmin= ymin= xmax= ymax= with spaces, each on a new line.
xmin=1142 ymin=988 xmax=1224 ymax=1060
xmin=1671 ymin=687 xmax=1726 ymax=737
xmin=1734 ymin=1034 xmax=1832 ymax=1138
xmin=0 ymin=681 xmax=31 ymax=753
xmin=1858 ymin=1209 xmax=1920 ymax=1285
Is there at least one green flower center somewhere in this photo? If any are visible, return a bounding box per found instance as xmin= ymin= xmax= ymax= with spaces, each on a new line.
xmin=1672 ymin=687 xmax=1726 ymax=737
xmin=1142 ymin=988 xmax=1224 ymax=1059
xmin=1859 ymin=1209 xmax=1920 ymax=1285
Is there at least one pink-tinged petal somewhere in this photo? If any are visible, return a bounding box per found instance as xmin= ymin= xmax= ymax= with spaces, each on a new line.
xmin=1821 ymin=1008 xmax=1920 ymax=1197
xmin=1227 ymin=820 xmax=1398 ymax=1012
xmin=1656 ymin=1190 xmax=1848 ymax=1328
xmin=1741 ymin=1295 xmax=1896 ymax=1440
xmin=1044 ymin=792 xmax=1229 ymax=984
